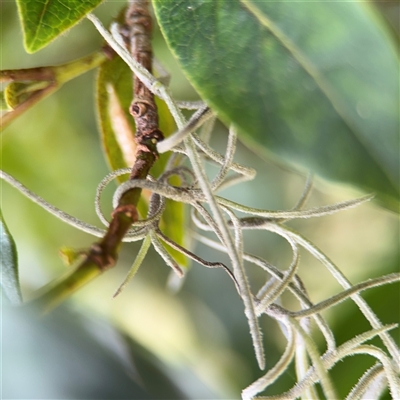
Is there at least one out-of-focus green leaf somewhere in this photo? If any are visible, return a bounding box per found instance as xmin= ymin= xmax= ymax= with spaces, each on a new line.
xmin=154 ymin=0 xmax=400 ymax=212
xmin=97 ymin=55 xmax=133 ymax=176
xmin=0 ymin=208 xmax=22 ymax=305
xmin=16 ymin=0 xmax=103 ymax=53
xmin=97 ymin=55 xmax=187 ymax=267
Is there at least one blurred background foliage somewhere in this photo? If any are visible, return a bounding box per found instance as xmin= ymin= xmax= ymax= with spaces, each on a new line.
xmin=1 ymin=1 xmax=399 ymax=399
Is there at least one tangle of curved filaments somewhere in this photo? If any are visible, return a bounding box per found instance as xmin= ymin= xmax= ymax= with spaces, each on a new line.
xmin=52 ymin=13 xmax=400 ymax=397
xmin=104 ymin=161 xmax=246 ymax=293
xmin=169 ymin=137 xmax=255 ymax=190
xmin=95 ymin=168 xmax=166 ymax=230
xmin=208 ymin=188 xmax=399 ymax=368
xmin=201 ymin=231 xmax=351 ymax=359
xmin=257 ymin=324 xmax=398 ymax=400
xmin=266 ymin=223 xmax=400 ymax=367
xmin=183 ymin=132 xmax=266 ymax=370
xmin=192 ymin=232 xmax=336 ymax=353
xmin=86 ymin=16 xmax=338 ymax=378
xmin=238 ymin=220 xmax=400 ymax=368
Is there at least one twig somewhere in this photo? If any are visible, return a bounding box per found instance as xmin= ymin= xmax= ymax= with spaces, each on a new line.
xmin=33 ymin=0 xmax=162 ymax=312
xmin=1 ymin=51 xmax=107 ymax=131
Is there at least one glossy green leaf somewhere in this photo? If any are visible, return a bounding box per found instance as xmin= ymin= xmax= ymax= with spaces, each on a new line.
xmin=97 ymin=55 xmax=187 ymax=267
xmin=154 ymin=0 xmax=399 ymax=212
xmin=0 ymin=208 xmax=22 ymax=304
xmin=16 ymin=0 xmax=103 ymax=53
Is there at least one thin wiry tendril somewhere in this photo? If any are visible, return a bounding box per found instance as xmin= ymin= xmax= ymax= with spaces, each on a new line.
xmin=255 ymin=241 xmax=300 ymax=316
xmin=95 ymin=168 xmax=165 ymax=229
xmin=242 ymin=319 xmax=296 ymax=400
xmin=175 ymin=100 xmax=206 ymax=110
xmin=157 ymin=105 xmax=214 ymax=153
xmin=289 ymin=272 xmax=400 ymax=319
xmin=156 ymin=229 xmax=240 ymax=293
xmin=346 ymin=363 xmax=386 ymax=400
xmin=192 ymin=132 xmax=256 ymax=179
xmin=150 ymin=230 xmax=184 ymax=277
xmin=0 ymin=169 xmax=151 ymax=242
xmin=113 ymin=234 xmax=152 ymax=297
xmin=211 ymin=126 xmax=238 ymax=191
xmin=1 ymin=170 xmax=108 ymax=238
xmin=199 ymin=114 xmax=216 ymax=143
xmin=222 ymin=194 xmax=373 ymax=221
xmin=291 ymin=173 xmax=313 ymax=211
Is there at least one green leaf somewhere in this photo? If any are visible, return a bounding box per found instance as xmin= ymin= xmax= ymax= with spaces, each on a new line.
xmin=97 ymin=55 xmax=188 ymax=267
xmin=97 ymin=55 xmax=134 ymax=176
xmin=16 ymin=0 xmax=103 ymax=53
xmin=154 ymin=0 xmax=400 ymax=212
xmin=0 ymin=208 xmax=22 ymax=305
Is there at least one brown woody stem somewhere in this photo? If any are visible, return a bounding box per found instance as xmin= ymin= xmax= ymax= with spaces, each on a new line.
xmin=1 ymin=51 xmax=107 ymax=131
xmin=34 ymin=0 xmax=162 ymax=312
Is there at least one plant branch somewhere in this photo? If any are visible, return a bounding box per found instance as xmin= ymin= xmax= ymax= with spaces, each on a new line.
xmin=33 ymin=0 xmax=162 ymax=312
xmin=1 ymin=51 xmax=107 ymax=130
